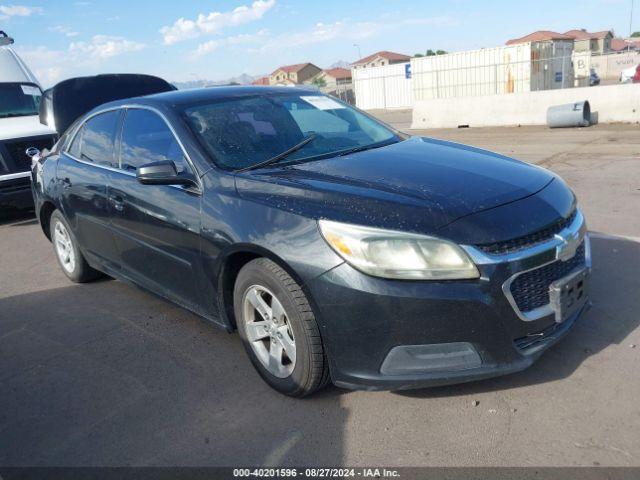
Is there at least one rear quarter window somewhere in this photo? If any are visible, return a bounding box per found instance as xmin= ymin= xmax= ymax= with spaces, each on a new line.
xmin=67 ymin=125 xmax=83 ymax=158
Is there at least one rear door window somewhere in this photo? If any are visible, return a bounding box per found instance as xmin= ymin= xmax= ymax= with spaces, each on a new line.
xmin=78 ymin=110 xmax=120 ymax=168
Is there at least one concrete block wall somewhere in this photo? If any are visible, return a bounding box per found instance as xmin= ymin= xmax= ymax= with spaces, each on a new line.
xmin=411 ymin=83 xmax=640 ymax=129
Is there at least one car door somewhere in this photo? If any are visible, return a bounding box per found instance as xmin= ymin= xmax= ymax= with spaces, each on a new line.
xmin=107 ymin=107 xmax=203 ymax=310
xmin=56 ymin=109 xmax=122 ymax=268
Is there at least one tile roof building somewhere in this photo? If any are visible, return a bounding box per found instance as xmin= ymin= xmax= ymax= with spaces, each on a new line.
xmin=351 ymin=51 xmax=411 ymax=69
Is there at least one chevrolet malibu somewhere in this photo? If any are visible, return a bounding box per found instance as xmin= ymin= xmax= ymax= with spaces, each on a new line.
xmin=31 ymin=84 xmax=591 ymax=397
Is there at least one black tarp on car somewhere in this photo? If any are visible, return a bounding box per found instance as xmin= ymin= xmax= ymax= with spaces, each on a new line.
xmin=39 ymin=74 xmax=176 ymax=135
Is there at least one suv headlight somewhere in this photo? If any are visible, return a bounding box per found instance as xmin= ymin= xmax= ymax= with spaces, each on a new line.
xmin=319 ymin=220 xmax=479 ymax=280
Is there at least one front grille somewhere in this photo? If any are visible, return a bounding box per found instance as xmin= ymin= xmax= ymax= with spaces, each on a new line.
xmin=0 ymin=176 xmax=30 ymax=193
xmin=477 ymin=209 xmax=577 ymax=255
xmin=4 ymin=137 xmax=55 ymax=172
xmin=510 ymin=242 xmax=586 ymax=313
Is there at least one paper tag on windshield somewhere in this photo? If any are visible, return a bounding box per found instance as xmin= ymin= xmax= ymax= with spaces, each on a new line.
xmin=21 ymin=85 xmax=41 ymax=96
xmin=300 ymin=96 xmax=344 ymax=110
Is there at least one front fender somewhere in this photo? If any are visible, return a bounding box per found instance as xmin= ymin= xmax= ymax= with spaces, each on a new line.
xmin=197 ymin=170 xmax=344 ymax=329
xmin=31 ymin=154 xmax=63 ymax=236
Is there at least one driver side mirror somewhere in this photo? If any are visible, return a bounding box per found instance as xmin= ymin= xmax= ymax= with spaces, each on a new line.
xmin=136 ymin=161 xmax=196 ymax=187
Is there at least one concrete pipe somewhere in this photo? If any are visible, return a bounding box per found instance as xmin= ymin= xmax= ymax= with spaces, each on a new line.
xmin=547 ymin=101 xmax=591 ymax=128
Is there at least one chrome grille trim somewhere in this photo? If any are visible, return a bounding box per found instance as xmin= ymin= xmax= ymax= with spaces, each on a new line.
xmin=504 ymin=240 xmax=589 ymax=321
xmin=475 ymin=209 xmax=577 ymax=255
xmin=462 ymin=209 xmax=587 ymax=265
xmin=461 ymin=209 xmax=591 ymax=322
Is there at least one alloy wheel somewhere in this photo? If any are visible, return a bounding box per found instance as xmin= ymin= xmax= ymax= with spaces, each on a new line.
xmin=242 ymin=285 xmax=297 ymax=378
xmin=53 ymin=220 xmax=76 ymax=274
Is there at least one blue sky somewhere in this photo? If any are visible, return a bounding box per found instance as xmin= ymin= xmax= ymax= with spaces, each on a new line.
xmin=2 ymin=0 xmax=636 ymax=86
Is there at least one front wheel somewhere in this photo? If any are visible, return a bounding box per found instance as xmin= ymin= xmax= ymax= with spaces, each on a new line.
xmin=50 ymin=210 xmax=102 ymax=283
xmin=234 ymin=258 xmax=330 ymax=397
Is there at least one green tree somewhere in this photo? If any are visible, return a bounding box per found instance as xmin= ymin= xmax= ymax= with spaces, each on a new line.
xmin=631 ymin=31 xmax=640 ymax=38
xmin=425 ymin=49 xmax=448 ymax=56
xmin=414 ymin=53 xmax=424 ymax=57
xmin=311 ymin=76 xmax=327 ymax=88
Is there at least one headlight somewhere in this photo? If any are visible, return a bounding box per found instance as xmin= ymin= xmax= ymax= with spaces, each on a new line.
xmin=319 ymin=220 xmax=479 ymax=280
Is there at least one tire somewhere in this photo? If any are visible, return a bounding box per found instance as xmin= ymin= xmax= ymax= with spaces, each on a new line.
xmin=234 ymin=258 xmax=330 ymax=397
xmin=49 ymin=210 xmax=102 ymax=283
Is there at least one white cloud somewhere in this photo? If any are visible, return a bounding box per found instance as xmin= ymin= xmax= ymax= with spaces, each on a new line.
xmin=69 ymin=35 xmax=146 ymax=59
xmin=193 ymin=29 xmax=269 ymax=57
xmin=160 ymin=0 xmax=275 ymax=45
xmin=14 ymin=46 xmax=67 ymax=85
xmin=0 ymin=4 xmax=43 ymax=16
xmin=49 ymin=25 xmax=79 ymax=37
xmin=16 ymin=35 xmax=146 ymax=86
xmin=249 ymin=15 xmax=458 ymax=53
xmin=248 ymin=21 xmax=373 ymax=53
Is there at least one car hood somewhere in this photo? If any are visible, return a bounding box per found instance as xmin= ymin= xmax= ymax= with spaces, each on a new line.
xmin=0 ymin=115 xmax=56 ymax=141
xmin=235 ymin=136 xmax=555 ymax=233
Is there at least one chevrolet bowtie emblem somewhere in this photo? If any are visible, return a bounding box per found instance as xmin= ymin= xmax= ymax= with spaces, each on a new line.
xmin=555 ymin=230 xmax=581 ymax=262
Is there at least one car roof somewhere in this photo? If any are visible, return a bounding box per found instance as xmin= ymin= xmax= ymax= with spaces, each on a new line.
xmin=97 ymin=85 xmax=321 ymax=112
xmin=0 ymin=45 xmax=40 ymax=85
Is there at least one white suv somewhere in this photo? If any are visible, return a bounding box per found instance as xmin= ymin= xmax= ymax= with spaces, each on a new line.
xmin=0 ymin=32 xmax=56 ymax=211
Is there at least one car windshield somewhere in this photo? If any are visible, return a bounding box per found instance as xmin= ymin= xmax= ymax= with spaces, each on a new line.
xmin=182 ymin=92 xmax=400 ymax=170
xmin=0 ymin=82 xmax=42 ymax=119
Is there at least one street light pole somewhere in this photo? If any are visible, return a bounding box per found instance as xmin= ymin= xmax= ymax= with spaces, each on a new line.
xmin=628 ymin=0 xmax=636 ymax=52
xmin=353 ymin=44 xmax=362 ymax=60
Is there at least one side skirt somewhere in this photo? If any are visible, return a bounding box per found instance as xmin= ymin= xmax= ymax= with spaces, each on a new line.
xmin=84 ymin=251 xmax=231 ymax=332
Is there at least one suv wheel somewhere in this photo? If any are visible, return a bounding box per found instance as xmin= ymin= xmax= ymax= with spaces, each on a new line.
xmin=50 ymin=210 xmax=101 ymax=283
xmin=234 ymin=258 xmax=330 ymax=397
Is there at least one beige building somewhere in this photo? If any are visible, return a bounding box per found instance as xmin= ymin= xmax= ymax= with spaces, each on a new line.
xmin=564 ymin=29 xmax=613 ymax=54
xmin=269 ymin=63 xmax=322 ymax=85
xmin=310 ymin=68 xmax=352 ymax=86
xmin=507 ymin=29 xmax=614 ymax=54
xmin=251 ymin=76 xmax=270 ymax=86
xmin=351 ymin=51 xmax=411 ymax=70
xmin=506 ymin=30 xmax=574 ymax=45
xmin=610 ymin=38 xmax=640 ymax=52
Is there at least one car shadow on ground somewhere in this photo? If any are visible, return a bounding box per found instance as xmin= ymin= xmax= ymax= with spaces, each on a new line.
xmin=0 ymin=278 xmax=347 ymax=466
xmin=397 ymin=233 xmax=640 ymax=398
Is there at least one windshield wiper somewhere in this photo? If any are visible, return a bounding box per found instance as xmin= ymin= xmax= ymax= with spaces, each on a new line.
xmin=335 ymin=139 xmax=400 ymax=157
xmin=236 ymin=134 xmax=317 ymax=173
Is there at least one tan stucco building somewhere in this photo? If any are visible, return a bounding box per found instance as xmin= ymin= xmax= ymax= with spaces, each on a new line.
xmin=269 ymin=63 xmax=322 ymax=85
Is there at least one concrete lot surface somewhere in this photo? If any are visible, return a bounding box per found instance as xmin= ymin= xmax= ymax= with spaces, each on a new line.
xmin=1 ymin=122 xmax=639 ymax=466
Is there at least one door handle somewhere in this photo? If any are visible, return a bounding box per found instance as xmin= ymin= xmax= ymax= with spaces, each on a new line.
xmin=110 ymin=195 xmax=124 ymax=212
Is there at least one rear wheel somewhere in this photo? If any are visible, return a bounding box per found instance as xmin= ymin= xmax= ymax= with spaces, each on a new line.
xmin=234 ymin=258 xmax=330 ymax=397
xmin=50 ymin=210 xmax=101 ymax=283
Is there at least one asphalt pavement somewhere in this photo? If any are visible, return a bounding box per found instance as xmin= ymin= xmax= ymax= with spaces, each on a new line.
xmin=1 ymin=122 xmax=639 ymax=466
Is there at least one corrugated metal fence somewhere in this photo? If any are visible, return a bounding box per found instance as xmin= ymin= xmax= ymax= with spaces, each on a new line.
xmin=353 ymin=41 xmax=576 ymax=109
xmin=352 ymin=63 xmax=413 ymax=110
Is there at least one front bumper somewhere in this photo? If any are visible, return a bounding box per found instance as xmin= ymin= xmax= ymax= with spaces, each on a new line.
xmin=307 ymin=211 xmax=591 ymax=391
xmin=0 ymin=173 xmax=34 ymax=210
